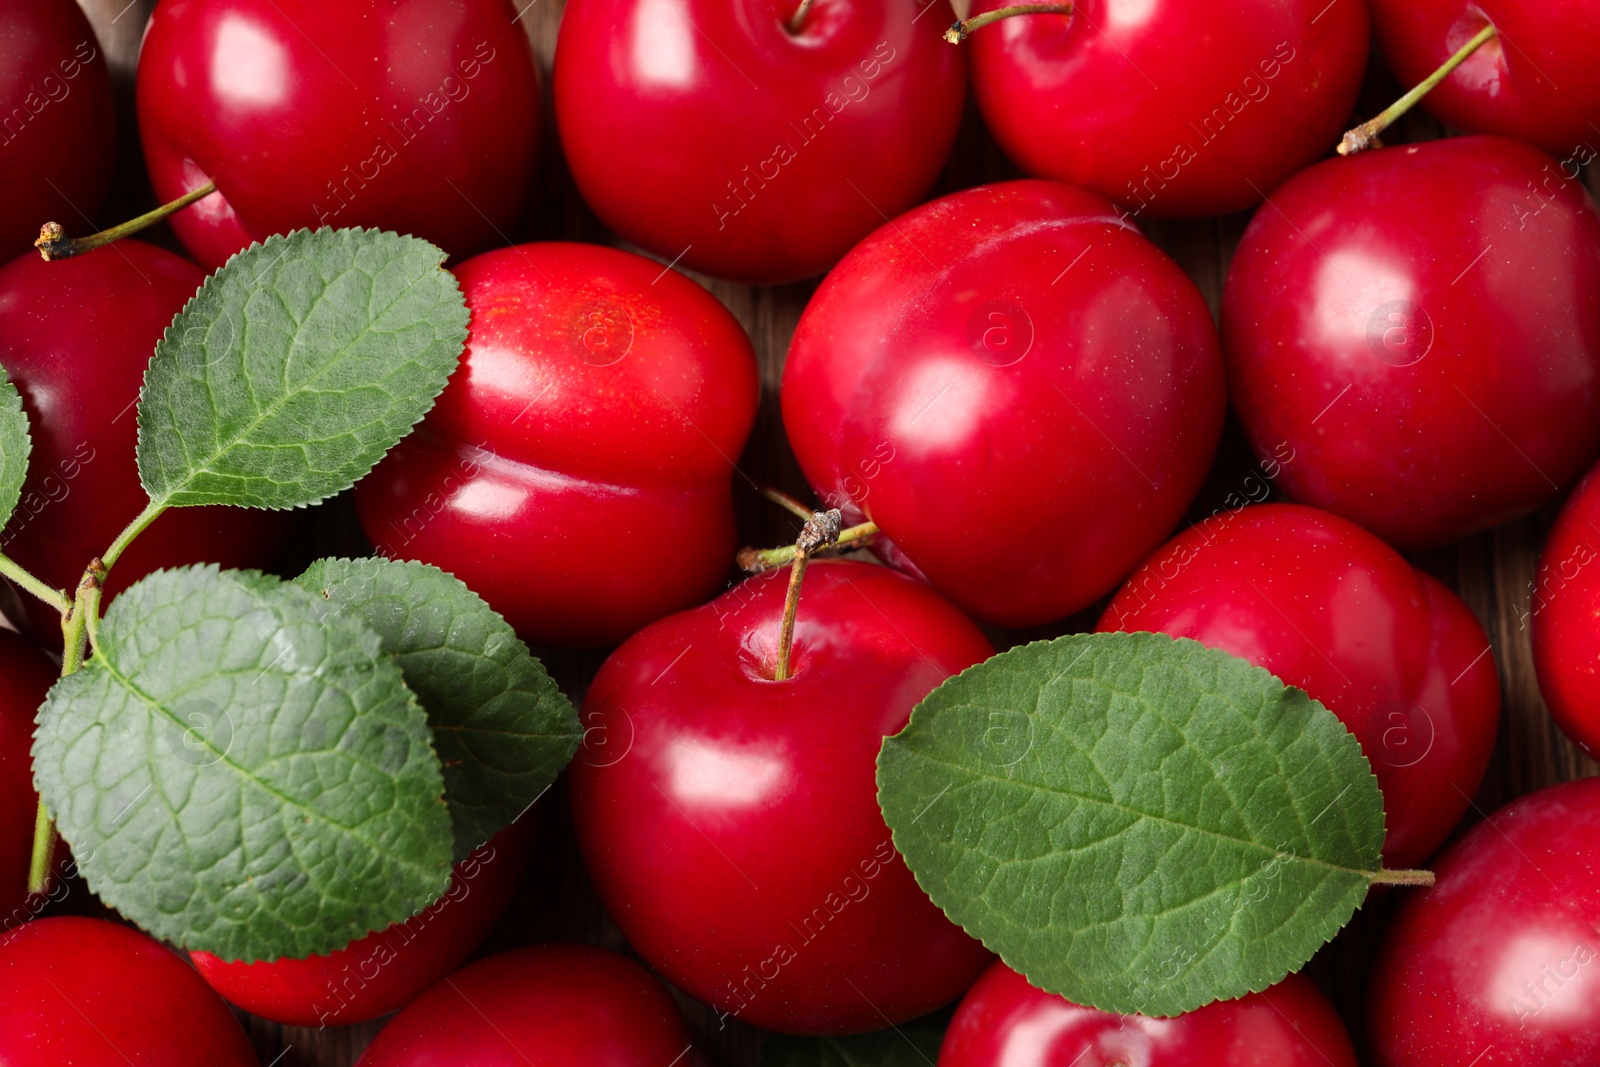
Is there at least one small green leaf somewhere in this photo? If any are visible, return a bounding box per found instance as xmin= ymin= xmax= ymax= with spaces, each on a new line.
xmin=137 ymin=228 xmax=469 ymax=511
xmin=33 ymin=565 xmax=453 ymax=961
xmin=761 ymin=1013 xmax=948 ymax=1067
xmin=295 ymin=557 xmax=581 ymax=861
xmin=877 ymin=631 xmax=1386 ymax=1017
xmin=0 ymin=366 xmax=30 ymax=529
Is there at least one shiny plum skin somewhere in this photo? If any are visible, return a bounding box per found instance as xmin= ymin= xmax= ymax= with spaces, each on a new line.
xmin=1222 ymin=136 xmax=1600 ymax=550
xmin=1368 ymin=777 xmax=1600 ymax=1067
xmin=554 ymin=0 xmax=966 ymax=283
xmin=570 ymin=560 xmax=995 ymax=1034
xmin=0 ymin=242 xmax=288 ymax=645
xmin=962 ymin=0 xmax=1368 ymax=218
xmin=783 ymin=179 xmax=1226 ymax=627
xmin=356 ymin=943 xmax=696 ymax=1066
xmin=136 ymin=0 xmax=541 ymax=270
xmin=191 ymin=820 xmax=531 ymax=1027
xmin=941 ymin=963 xmax=1358 ymax=1067
xmin=354 ymin=242 xmax=760 ymax=649
xmin=0 ymin=917 xmax=257 ymax=1066
xmin=1099 ymin=503 xmax=1500 ymax=870
xmin=1371 ymin=0 xmax=1600 ymax=158
xmin=0 ymin=630 xmax=57 ymax=923
xmin=1531 ymin=460 xmax=1600 ymax=758
xmin=0 ymin=0 xmax=116 ymax=258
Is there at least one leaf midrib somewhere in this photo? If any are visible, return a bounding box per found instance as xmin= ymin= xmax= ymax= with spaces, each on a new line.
xmin=147 ymin=246 xmax=440 ymax=508
xmin=89 ymin=648 xmax=444 ymax=883
xmin=892 ymin=746 xmax=1381 ymax=882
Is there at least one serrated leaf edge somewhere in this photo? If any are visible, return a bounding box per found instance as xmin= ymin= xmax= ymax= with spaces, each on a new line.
xmin=293 ymin=555 xmax=582 ymax=857
xmin=875 ymin=629 xmax=1388 ymax=1016
xmin=134 ymin=227 xmax=470 ymax=513
xmin=0 ymin=365 xmax=32 ymax=531
xmin=36 ymin=563 xmax=454 ymax=959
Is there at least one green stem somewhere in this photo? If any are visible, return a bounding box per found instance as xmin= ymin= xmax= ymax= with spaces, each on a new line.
xmin=945 ymin=4 xmax=1073 ymax=43
xmin=35 ymin=181 xmax=218 ymax=261
xmin=1339 ymin=23 xmax=1498 ymax=155
xmin=0 ymin=553 xmax=69 ymax=613
xmin=759 ymin=485 xmax=817 ymax=522
xmin=1369 ymin=868 xmax=1435 ymax=887
xmin=26 ymin=801 xmax=55 ymax=896
xmin=739 ymin=520 xmax=878 ymax=573
xmin=27 ymin=587 xmax=94 ymax=895
xmin=100 ymin=499 xmax=166 ymax=577
xmin=80 ymin=571 xmax=104 ymax=659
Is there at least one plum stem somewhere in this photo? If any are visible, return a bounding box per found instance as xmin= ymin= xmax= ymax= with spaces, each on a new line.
xmin=774 ymin=509 xmax=842 ymax=682
xmin=1339 ymin=23 xmax=1498 ymax=155
xmin=1369 ymin=868 xmax=1436 ymax=887
xmin=759 ymin=485 xmax=817 ymax=521
xmin=787 ymin=0 xmax=816 ymax=33
xmin=739 ymin=518 xmax=878 ymax=573
xmin=945 ymin=4 xmax=1073 ymax=44
xmin=35 ymin=180 xmax=217 ymax=261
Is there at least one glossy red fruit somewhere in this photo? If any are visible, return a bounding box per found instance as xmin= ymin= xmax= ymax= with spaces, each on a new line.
xmin=1371 ymin=1 xmax=1600 ymax=159
xmin=1530 ymin=461 xmax=1600 ymax=758
xmin=1223 ymin=136 xmax=1600 ymax=551
xmin=355 ymin=242 xmax=760 ymax=648
xmin=0 ymin=916 xmax=257 ymax=1065
xmin=0 ymin=243 xmax=287 ymax=644
xmin=554 ymin=0 xmax=965 ymax=284
xmin=0 ymin=0 xmax=116 ymax=258
xmin=1099 ymin=503 xmax=1499 ymax=870
xmin=570 ymin=560 xmax=994 ymax=1033
xmin=783 ymin=180 xmax=1225 ymax=628
xmin=358 ymin=943 xmax=695 ymax=1066
xmin=136 ymin=0 xmax=541 ymax=271
xmin=191 ymin=819 xmax=530 ymax=1027
xmin=942 ymin=963 xmax=1358 ymax=1067
xmin=962 ymin=0 xmax=1367 ymax=219
xmin=1369 ymin=777 xmax=1600 ymax=1067
xmin=0 ymin=630 xmax=56 ymax=925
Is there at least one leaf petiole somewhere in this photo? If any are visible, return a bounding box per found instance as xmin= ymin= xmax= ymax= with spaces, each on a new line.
xmin=99 ymin=499 xmax=167 ymax=577
xmin=0 ymin=552 xmax=69 ymax=613
xmin=1369 ymin=868 xmax=1435 ymax=887
xmin=25 ymin=801 xmax=55 ymax=896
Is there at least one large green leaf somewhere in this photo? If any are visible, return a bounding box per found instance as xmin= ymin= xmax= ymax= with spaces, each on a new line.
xmin=878 ymin=631 xmax=1387 ymax=1017
xmin=0 ymin=366 xmax=29 ymax=530
xmin=761 ymin=1013 xmax=947 ymax=1067
xmin=33 ymin=565 xmax=453 ymax=961
xmin=295 ymin=557 xmax=581 ymax=861
xmin=136 ymin=228 xmax=468 ymax=511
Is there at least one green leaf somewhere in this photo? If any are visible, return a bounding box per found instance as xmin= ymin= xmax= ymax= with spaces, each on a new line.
xmin=761 ymin=1013 xmax=947 ymax=1067
xmin=33 ymin=565 xmax=453 ymax=961
xmin=0 ymin=365 xmax=30 ymax=529
xmin=136 ymin=228 xmax=468 ymax=511
xmin=294 ymin=557 xmax=581 ymax=861
xmin=877 ymin=631 xmax=1386 ymax=1018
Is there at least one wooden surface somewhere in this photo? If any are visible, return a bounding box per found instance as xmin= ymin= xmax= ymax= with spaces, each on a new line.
xmin=69 ymin=2 xmax=1600 ymax=1064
